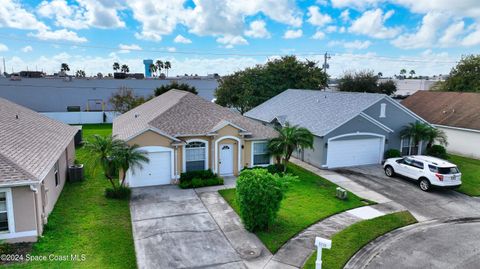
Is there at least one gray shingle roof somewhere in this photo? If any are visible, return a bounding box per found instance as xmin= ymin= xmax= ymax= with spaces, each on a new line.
xmin=113 ymin=90 xmax=277 ymax=141
xmin=245 ymin=89 xmax=386 ymax=136
xmin=0 ymin=97 xmax=78 ymax=185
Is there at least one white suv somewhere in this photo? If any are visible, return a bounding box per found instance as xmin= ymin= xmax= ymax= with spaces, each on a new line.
xmin=383 ymin=155 xmax=462 ymax=191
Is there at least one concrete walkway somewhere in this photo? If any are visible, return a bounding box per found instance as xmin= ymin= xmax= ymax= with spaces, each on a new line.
xmin=264 ymin=202 xmax=405 ymax=268
xmin=290 ymin=158 xmax=391 ymax=204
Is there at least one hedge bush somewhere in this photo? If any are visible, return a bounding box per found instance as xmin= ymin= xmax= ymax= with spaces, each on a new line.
xmin=236 ymin=169 xmax=294 ymax=232
xmin=179 ymin=169 xmax=223 ymax=189
xmin=180 ymin=169 xmax=216 ymax=182
xmin=426 ymin=145 xmax=449 ymax=160
xmin=105 ymin=185 xmax=131 ymax=199
xmin=242 ymin=164 xmax=283 ymax=175
xmin=384 ymin=149 xmax=401 ymax=159
xmin=179 ymin=177 xmax=224 ymax=189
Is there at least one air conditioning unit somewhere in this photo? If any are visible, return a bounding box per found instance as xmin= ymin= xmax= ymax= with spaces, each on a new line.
xmin=336 ymin=187 xmax=348 ymax=200
xmin=68 ymin=164 xmax=84 ymax=182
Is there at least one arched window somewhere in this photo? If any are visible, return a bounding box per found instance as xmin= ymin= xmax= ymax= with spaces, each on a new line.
xmin=185 ymin=141 xmax=206 ymax=171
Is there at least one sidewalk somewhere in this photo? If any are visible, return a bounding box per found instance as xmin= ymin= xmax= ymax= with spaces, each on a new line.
xmin=290 ymin=158 xmax=391 ymax=204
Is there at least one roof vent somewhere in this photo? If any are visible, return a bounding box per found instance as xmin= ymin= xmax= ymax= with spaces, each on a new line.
xmin=15 ymin=114 xmax=18 ymax=119
xmin=134 ymin=114 xmax=139 ymax=118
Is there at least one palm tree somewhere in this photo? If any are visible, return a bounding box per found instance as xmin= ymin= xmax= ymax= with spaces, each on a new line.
xmin=425 ymin=127 xmax=448 ymax=149
xmin=268 ymin=122 xmax=314 ymax=172
xmin=164 ymin=61 xmax=171 ymax=77
xmin=61 ymin=63 xmax=70 ymax=72
xmin=114 ymin=144 xmax=150 ymax=186
xmin=409 ymin=69 xmax=416 ymax=78
xmin=84 ymin=135 xmax=125 ymax=190
xmin=121 ymin=64 xmax=129 ymax=73
xmin=155 ymin=60 xmax=164 ymax=76
xmin=377 ymin=72 xmax=383 ymax=78
xmin=113 ymin=62 xmax=120 ymax=72
xmin=400 ymin=69 xmax=406 ymax=75
xmin=149 ymin=64 xmax=157 ymax=77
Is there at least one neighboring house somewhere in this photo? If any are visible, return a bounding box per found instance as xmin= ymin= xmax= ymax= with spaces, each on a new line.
xmin=112 ymin=90 xmax=277 ymax=187
xmin=402 ymin=91 xmax=480 ymax=159
xmin=245 ymin=89 xmax=429 ymax=169
xmin=0 ymin=98 xmax=77 ymax=242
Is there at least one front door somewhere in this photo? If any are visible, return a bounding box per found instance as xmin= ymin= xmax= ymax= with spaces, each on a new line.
xmin=219 ymin=144 xmax=234 ymax=175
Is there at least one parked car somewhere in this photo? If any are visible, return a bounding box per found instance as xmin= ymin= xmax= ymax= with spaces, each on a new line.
xmin=383 ymin=155 xmax=462 ymax=191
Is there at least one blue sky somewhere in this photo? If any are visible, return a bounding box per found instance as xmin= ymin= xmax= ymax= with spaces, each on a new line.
xmin=0 ymin=0 xmax=479 ymax=77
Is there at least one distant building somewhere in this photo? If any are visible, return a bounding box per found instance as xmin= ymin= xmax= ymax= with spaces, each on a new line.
xmin=143 ymin=59 xmax=153 ymax=78
xmin=19 ymin=71 xmax=45 ymax=78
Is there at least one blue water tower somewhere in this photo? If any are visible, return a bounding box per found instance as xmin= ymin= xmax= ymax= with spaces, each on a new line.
xmin=143 ymin=59 xmax=153 ymax=77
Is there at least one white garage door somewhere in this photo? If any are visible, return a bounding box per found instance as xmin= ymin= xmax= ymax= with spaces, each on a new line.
xmin=327 ymin=137 xmax=383 ymax=168
xmin=127 ymin=151 xmax=172 ymax=187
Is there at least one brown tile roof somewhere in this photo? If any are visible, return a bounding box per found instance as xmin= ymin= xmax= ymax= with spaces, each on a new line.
xmin=402 ymin=91 xmax=480 ymax=131
xmin=113 ymin=90 xmax=277 ymax=141
xmin=0 ymin=97 xmax=78 ymax=185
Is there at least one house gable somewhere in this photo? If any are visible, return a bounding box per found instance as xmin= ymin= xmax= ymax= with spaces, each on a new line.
xmin=127 ymin=130 xmax=175 ymax=148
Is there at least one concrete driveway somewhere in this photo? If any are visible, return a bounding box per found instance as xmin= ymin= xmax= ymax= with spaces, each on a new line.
xmin=130 ymin=186 xmax=245 ymax=269
xmin=346 ymin=218 xmax=480 ymax=269
xmin=335 ymin=165 xmax=480 ymax=221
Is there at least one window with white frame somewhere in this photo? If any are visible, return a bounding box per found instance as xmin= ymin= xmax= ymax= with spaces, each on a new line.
xmin=380 ymin=103 xmax=387 ymax=118
xmin=185 ymin=141 xmax=206 ymax=172
xmin=54 ymin=161 xmax=60 ymax=187
xmin=0 ymin=192 xmax=9 ymax=232
xmin=253 ymin=142 xmax=270 ymax=166
xmin=401 ymin=136 xmax=419 ymax=155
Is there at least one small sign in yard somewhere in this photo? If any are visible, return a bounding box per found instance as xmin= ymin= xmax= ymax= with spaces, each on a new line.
xmin=315 ymin=237 xmax=332 ymax=269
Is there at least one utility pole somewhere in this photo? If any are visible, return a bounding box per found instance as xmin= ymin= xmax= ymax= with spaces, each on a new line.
xmin=323 ymin=52 xmax=331 ymax=90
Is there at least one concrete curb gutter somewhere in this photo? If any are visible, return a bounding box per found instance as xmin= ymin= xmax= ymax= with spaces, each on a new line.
xmin=345 ymin=217 xmax=480 ymax=269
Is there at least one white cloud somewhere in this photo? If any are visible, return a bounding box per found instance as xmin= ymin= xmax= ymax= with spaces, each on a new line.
xmin=307 ymin=6 xmax=332 ymax=27
xmin=118 ymin=44 xmax=142 ymax=53
xmin=0 ymin=0 xmax=48 ymax=30
xmin=395 ymin=0 xmax=480 ymax=18
xmin=462 ymin=24 xmax=480 ymax=46
xmin=439 ymin=21 xmax=465 ymax=46
xmin=331 ymin=0 xmax=383 ymax=10
xmin=340 ymin=9 xmax=350 ymax=21
xmin=349 ymin=9 xmax=401 ymax=39
xmin=29 ymin=29 xmax=88 ymax=43
xmin=312 ymin=31 xmax=325 ymax=40
xmin=167 ymin=47 xmax=176 ymax=52
xmin=216 ymin=35 xmax=248 ymax=48
xmin=391 ymin=12 xmax=449 ymax=49
xmin=343 ymin=40 xmax=372 ymax=49
xmin=21 ymin=46 xmax=33 ymax=52
xmin=0 ymin=43 xmax=8 ymax=52
xmin=283 ymin=29 xmax=303 ymax=39
xmin=174 ymin=34 xmax=192 ymax=44
xmin=245 ymin=20 xmax=271 ymax=38
xmin=37 ymin=0 xmax=125 ymax=29
xmin=135 ymin=31 xmax=162 ymax=41
xmin=128 ymin=0 xmax=301 ymax=42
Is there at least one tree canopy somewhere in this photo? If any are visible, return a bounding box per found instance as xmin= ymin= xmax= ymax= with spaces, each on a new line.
xmin=438 ymin=54 xmax=480 ymax=92
xmin=154 ymin=81 xmax=198 ymax=96
xmin=109 ymin=87 xmax=149 ymax=113
xmin=338 ymin=70 xmax=397 ymax=95
xmin=215 ymin=56 xmax=328 ymax=114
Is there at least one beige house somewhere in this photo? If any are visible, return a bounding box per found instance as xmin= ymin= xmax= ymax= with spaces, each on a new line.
xmin=403 ymin=91 xmax=480 ymax=159
xmin=0 ymin=97 xmax=77 ymax=242
xmin=113 ymin=90 xmax=277 ymax=187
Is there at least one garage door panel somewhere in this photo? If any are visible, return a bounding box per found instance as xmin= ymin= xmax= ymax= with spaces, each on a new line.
xmin=128 ymin=151 xmax=172 ymax=187
xmin=327 ymin=137 xmax=382 ymax=168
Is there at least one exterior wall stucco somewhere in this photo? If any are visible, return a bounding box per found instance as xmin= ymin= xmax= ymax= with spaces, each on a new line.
xmin=12 ymin=186 xmax=36 ymax=232
xmin=438 ymin=126 xmax=480 ymax=159
xmin=127 ymin=130 xmax=174 ymax=148
xmin=363 ymin=98 xmax=427 ymax=154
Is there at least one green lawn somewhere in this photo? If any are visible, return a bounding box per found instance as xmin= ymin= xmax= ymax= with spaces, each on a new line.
xmin=303 ymin=211 xmax=417 ymax=269
xmin=449 ymin=155 xmax=480 ymax=196
xmin=9 ymin=124 xmax=136 ymax=269
xmin=219 ymin=164 xmax=370 ymax=253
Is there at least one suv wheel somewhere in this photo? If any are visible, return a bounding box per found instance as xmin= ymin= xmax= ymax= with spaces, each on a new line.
xmin=419 ymin=178 xmax=431 ymax=192
xmin=384 ymin=166 xmax=394 ymax=177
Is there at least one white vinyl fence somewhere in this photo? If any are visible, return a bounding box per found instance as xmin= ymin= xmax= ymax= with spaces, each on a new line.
xmin=41 ymin=111 xmax=120 ymax=124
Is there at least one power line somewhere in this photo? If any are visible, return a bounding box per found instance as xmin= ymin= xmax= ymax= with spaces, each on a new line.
xmin=0 ymin=33 xmax=459 ymax=64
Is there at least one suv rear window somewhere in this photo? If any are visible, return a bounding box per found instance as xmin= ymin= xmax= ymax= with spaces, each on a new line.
xmin=428 ymin=165 xmax=459 ymax=174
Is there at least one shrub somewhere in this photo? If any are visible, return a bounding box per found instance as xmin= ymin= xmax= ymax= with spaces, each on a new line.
xmin=105 ymin=185 xmax=131 ymax=199
xmin=179 ymin=177 xmax=223 ymax=189
xmin=180 ymin=169 xmax=216 ymax=183
xmin=426 ymin=145 xmax=449 ymax=159
xmin=242 ymin=164 xmax=283 ymax=175
xmin=384 ymin=149 xmax=401 ymax=159
xmin=236 ymin=169 xmax=294 ymax=232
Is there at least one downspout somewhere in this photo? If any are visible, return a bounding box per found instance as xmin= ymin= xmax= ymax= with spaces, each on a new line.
xmin=29 ymin=184 xmax=41 ymax=236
